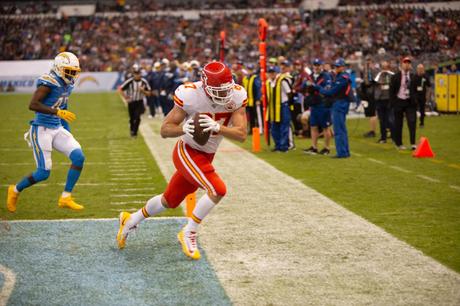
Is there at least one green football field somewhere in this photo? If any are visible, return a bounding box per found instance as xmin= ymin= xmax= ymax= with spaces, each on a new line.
xmin=0 ymin=92 xmax=459 ymax=305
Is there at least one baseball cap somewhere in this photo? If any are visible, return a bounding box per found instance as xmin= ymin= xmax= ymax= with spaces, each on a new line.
xmin=281 ymin=60 xmax=291 ymax=66
xmin=269 ymin=57 xmax=277 ymax=64
xmin=267 ymin=66 xmax=276 ymax=73
xmin=334 ymin=58 xmax=346 ymax=67
xmin=246 ymin=63 xmax=255 ymax=70
xmin=402 ymin=57 xmax=412 ymax=63
xmin=313 ymin=58 xmax=323 ymax=65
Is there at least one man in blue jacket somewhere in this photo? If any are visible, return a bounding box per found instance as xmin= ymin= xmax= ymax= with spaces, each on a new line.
xmin=314 ymin=58 xmax=351 ymax=158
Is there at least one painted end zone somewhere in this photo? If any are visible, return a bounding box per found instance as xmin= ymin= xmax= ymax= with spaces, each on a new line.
xmin=0 ymin=219 xmax=230 ymax=306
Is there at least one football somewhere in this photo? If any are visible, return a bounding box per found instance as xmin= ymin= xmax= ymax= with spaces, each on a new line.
xmin=192 ymin=113 xmax=211 ymax=146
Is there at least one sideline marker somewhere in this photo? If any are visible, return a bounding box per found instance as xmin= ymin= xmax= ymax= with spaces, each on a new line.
xmin=413 ymin=137 xmax=435 ymax=158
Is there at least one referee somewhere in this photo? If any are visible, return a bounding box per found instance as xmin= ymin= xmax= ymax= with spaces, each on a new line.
xmin=118 ymin=64 xmax=151 ymax=137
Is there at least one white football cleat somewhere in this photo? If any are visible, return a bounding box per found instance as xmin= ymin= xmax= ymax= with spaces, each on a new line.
xmin=178 ymin=228 xmax=201 ymax=260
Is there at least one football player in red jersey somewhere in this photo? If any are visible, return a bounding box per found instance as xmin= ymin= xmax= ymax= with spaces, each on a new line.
xmin=117 ymin=62 xmax=248 ymax=260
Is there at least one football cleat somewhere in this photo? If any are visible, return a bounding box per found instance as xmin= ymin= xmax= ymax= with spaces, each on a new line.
xmin=58 ymin=196 xmax=84 ymax=210
xmin=177 ymin=228 xmax=201 ymax=260
xmin=117 ymin=211 xmax=137 ymax=249
xmin=6 ymin=185 xmax=19 ymax=213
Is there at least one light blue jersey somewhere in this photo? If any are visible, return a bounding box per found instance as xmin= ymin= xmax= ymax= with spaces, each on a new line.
xmin=32 ymin=71 xmax=74 ymax=129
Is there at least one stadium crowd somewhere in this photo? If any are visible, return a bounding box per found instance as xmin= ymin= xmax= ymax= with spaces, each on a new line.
xmin=1 ymin=7 xmax=459 ymax=72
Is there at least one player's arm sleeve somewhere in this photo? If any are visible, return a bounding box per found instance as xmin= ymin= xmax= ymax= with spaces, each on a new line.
xmin=172 ymin=85 xmax=185 ymax=109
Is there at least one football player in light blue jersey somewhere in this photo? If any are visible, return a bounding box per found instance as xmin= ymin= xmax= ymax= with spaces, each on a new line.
xmin=6 ymin=52 xmax=86 ymax=212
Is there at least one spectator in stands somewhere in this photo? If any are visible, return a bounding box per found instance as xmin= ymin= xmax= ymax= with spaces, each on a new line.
xmin=412 ymin=64 xmax=431 ymax=128
xmin=389 ymin=57 xmax=417 ymax=150
xmin=374 ymin=61 xmax=394 ymax=143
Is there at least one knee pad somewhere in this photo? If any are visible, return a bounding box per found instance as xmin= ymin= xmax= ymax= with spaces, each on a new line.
xmin=32 ymin=168 xmax=50 ymax=182
xmin=69 ymin=149 xmax=85 ymax=167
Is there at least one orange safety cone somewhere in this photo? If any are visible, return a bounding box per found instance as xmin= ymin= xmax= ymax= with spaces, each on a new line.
xmin=252 ymin=127 xmax=261 ymax=153
xmin=185 ymin=192 xmax=196 ymax=217
xmin=412 ymin=137 xmax=435 ymax=158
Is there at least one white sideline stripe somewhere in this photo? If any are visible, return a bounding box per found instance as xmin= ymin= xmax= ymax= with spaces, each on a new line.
xmin=416 ymin=175 xmax=440 ymax=183
xmin=0 ymin=265 xmax=16 ymax=306
xmin=110 ymin=200 xmax=146 ymax=205
xmin=110 ymin=163 xmax=147 ymax=166
xmin=389 ymin=166 xmax=412 ymax=173
xmin=110 ymin=178 xmax=152 ymax=181
xmin=449 ymin=185 xmax=460 ymax=191
xmin=367 ymin=158 xmax=386 ymax=165
xmin=350 ymin=151 xmax=363 ymax=157
xmin=110 ymin=158 xmax=145 ymax=161
xmin=7 ymin=217 xmax=186 ymax=223
xmin=110 ymin=194 xmax=152 ymax=197
xmin=110 ymin=188 xmax=155 ymax=192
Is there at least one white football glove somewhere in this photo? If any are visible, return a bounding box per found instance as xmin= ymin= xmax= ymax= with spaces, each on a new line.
xmin=182 ymin=118 xmax=195 ymax=137
xmin=199 ymin=114 xmax=220 ymax=133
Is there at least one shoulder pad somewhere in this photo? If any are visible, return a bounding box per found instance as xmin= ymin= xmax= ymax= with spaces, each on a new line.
xmin=233 ymin=84 xmax=248 ymax=108
xmin=37 ymin=74 xmax=60 ymax=87
xmin=173 ymin=82 xmax=199 ymax=108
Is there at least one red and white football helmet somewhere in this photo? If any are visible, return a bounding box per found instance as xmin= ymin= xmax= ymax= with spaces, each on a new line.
xmin=201 ymin=61 xmax=234 ymax=106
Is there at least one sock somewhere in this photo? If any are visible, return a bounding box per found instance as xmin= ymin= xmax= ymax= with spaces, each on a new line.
xmin=185 ymin=194 xmax=216 ymax=233
xmin=65 ymin=149 xmax=85 ymax=192
xmin=126 ymin=195 xmax=166 ymax=228
xmin=13 ymin=185 xmax=19 ymax=193
xmin=61 ymin=191 xmax=71 ymax=198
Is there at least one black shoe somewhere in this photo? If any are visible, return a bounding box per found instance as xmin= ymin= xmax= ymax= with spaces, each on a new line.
xmin=411 ymin=144 xmax=417 ymax=150
xmin=319 ymin=148 xmax=330 ymax=155
xmin=270 ymin=148 xmax=279 ymax=152
xmin=363 ymin=131 xmax=376 ymax=138
xmin=377 ymin=139 xmax=386 ymax=144
xmin=419 ymin=124 xmax=424 ymax=128
xmin=303 ymin=146 xmax=318 ymax=154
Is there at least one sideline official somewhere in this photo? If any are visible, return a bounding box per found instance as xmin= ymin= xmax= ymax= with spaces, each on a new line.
xmin=412 ymin=64 xmax=431 ymax=128
xmin=119 ymin=65 xmax=151 ymax=137
xmin=314 ymin=58 xmax=352 ymax=158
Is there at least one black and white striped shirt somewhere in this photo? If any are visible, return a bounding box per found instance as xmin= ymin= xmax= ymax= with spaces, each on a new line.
xmin=120 ymin=77 xmax=151 ymax=102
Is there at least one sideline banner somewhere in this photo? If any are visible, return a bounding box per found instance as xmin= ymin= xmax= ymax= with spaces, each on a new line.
xmin=0 ymin=61 xmax=122 ymax=93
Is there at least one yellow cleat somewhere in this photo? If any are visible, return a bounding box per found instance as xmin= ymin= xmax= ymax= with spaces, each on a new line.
xmin=6 ymin=185 xmax=19 ymax=213
xmin=178 ymin=228 xmax=201 ymax=260
xmin=58 ymin=195 xmax=84 ymax=210
xmin=117 ymin=211 xmax=131 ymax=249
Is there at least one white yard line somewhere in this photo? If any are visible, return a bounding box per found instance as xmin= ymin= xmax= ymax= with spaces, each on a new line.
xmin=110 ymin=194 xmax=152 ymax=197
xmin=110 ymin=200 xmax=146 ymax=205
xmin=109 ymin=177 xmax=152 ymax=181
xmin=416 ymin=174 xmax=441 ymax=183
xmin=389 ymin=165 xmax=412 ymax=173
xmin=138 ymin=119 xmax=460 ymax=305
xmin=367 ymin=157 xmax=386 ymax=165
xmin=449 ymin=185 xmax=460 ymax=191
xmin=0 ymin=265 xmax=16 ymax=306
xmin=110 ymin=188 xmax=155 ymax=192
